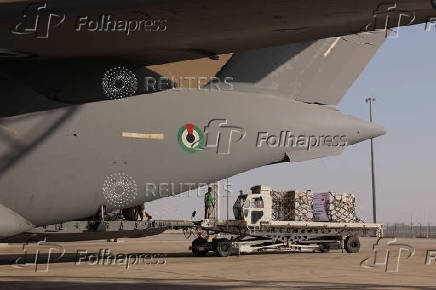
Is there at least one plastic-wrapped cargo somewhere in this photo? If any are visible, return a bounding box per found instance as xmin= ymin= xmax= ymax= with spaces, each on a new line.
xmin=270 ymin=190 xmax=313 ymax=221
xmin=312 ymin=192 xmax=330 ymax=222
xmin=312 ymin=192 xmax=359 ymax=223
xmin=250 ymin=186 xmax=360 ymax=223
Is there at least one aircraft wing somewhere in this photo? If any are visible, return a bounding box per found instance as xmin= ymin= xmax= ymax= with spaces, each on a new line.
xmin=213 ymin=31 xmax=388 ymax=105
xmin=0 ymin=0 xmax=433 ymax=64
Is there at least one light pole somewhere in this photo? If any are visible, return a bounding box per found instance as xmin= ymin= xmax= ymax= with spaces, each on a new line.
xmin=365 ymin=97 xmax=377 ymax=223
xmin=226 ymin=178 xmax=229 ymax=221
xmin=214 ymin=181 xmax=220 ymax=221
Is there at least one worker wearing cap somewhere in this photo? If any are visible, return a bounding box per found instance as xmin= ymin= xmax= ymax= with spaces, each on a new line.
xmin=204 ymin=187 xmax=214 ymax=219
xmin=233 ymin=190 xmax=245 ymax=220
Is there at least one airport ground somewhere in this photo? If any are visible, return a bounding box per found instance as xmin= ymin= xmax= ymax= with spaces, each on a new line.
xmin=0 ymin=233 xmax=435 ymax=289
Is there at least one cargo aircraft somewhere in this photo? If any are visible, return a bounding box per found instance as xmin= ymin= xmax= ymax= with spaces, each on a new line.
xmin=0 ymin=0 xmax=434 ymax=241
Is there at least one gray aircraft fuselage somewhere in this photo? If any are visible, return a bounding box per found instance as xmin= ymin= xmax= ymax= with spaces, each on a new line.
xmin=0 ymin=88 xmax=385 ymax=237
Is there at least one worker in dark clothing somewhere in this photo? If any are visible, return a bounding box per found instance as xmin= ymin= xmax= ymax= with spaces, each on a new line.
xmin=204 ymin=187 xmax=214 ymax=219
xmin=233 ymin=190 xmax=245 ymax=220
xmin=136 ymin=204 xmax=152 ymax=221
xmin=122 ymin=203 xmax=152 ymax=221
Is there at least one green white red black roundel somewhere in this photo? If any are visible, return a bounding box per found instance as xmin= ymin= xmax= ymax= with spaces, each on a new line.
xmin=178 ymin=124 xmax=204 ymax=153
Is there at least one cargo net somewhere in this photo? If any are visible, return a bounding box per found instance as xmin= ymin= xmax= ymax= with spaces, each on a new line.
xmin=328 ymin=192 xmax=361 ymax=223
xmin=271 ymin=191 xmax=361 ymax=223
xmin=271 ymin=191 xmax=313 ymax=222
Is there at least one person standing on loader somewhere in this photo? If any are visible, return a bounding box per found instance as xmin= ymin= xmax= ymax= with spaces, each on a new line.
xmin=233 ymin=190 xmax=245 ymax=220
xmin=204 ymin=187 xmax=214 ymax=219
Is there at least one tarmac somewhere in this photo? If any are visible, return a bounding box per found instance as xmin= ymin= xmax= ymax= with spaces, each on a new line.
xmin=0 ymin=233 xmax=435 ymax=289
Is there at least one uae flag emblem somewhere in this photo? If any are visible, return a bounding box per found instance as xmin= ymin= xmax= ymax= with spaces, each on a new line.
xmin=178 ymin=123 xmax=204 ymax=153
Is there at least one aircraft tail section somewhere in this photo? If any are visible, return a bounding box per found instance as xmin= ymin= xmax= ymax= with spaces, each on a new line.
xmin=213 ymin=31 xmax=388 ymax=105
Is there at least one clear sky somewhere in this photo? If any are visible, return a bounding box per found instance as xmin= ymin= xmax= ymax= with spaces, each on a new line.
xmin=149 ymin=24 xmax=436 ymax=224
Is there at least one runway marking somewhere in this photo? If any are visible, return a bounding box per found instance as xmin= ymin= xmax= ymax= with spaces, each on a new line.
xmin=324 ymin=37 xmax=341 ymax=57
xmin=122 ymin=132 xmax=165 ymax=140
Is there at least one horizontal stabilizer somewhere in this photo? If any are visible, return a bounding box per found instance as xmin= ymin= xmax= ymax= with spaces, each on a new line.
xmin=215 ymin=31 xmax=387 ymax=105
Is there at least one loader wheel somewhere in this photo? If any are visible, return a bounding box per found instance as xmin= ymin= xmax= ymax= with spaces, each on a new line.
xmin=344 ymin=236 xmax=360 ymax=253
xmin=192 ymin=237 xmax=209 ymax=257
xmin=216 ymin=240 xmax=232 ymax=257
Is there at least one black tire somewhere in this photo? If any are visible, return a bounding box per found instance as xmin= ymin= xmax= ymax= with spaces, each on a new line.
xmin=344 ymin=236 xmax=360 ymax=253
xmin=192 ymin=238 xmax=209 ymax=257
xmin=216 ymin=240 xmax=232 ymax=257
xmin=319 ymin=243 xmax=330 ymax=253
